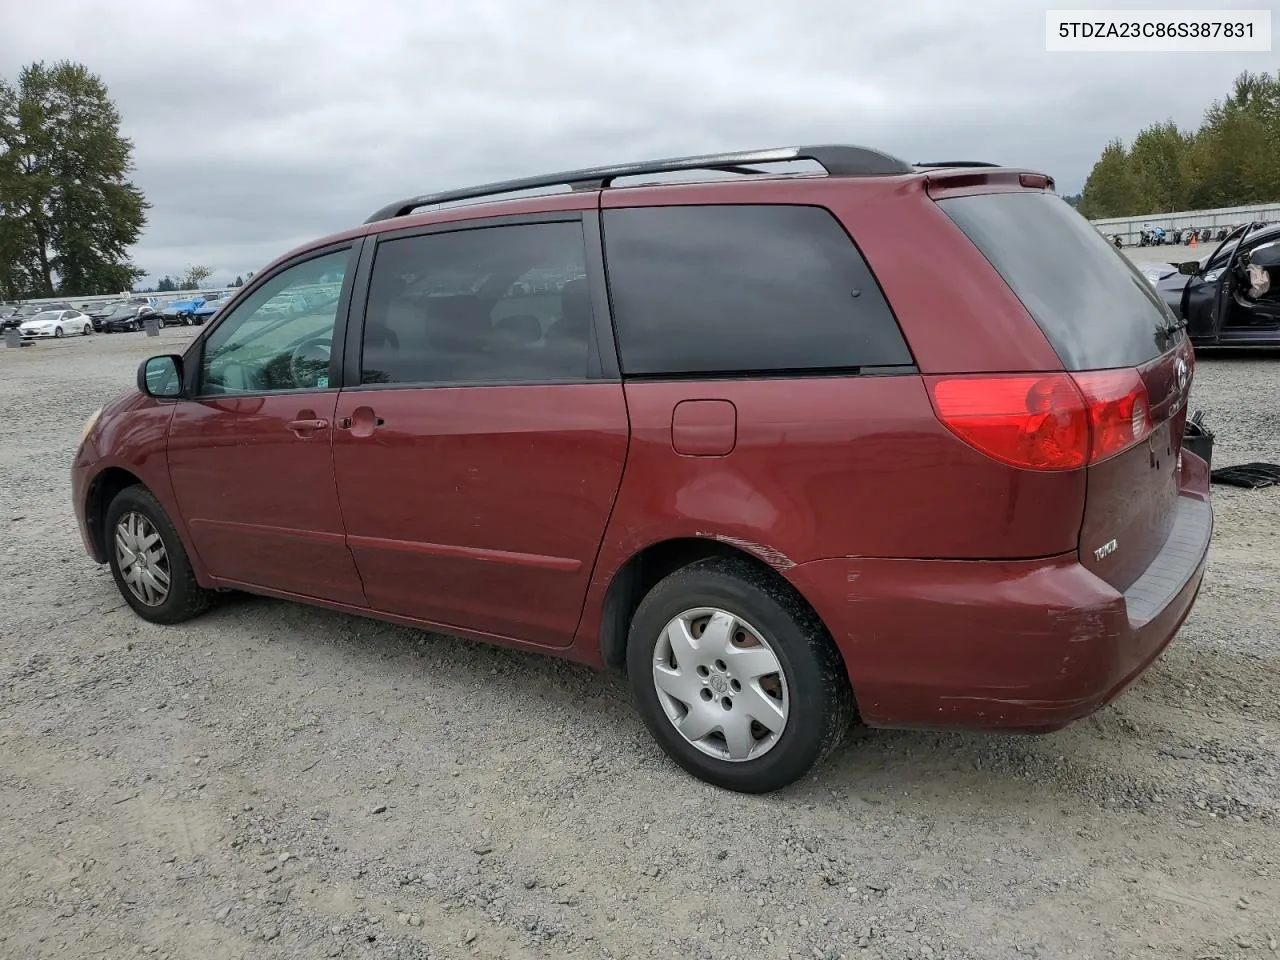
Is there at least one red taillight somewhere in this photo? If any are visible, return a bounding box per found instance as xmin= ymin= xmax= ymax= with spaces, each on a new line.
xmin=1071 ymin=369 xmax=1151 ymax=462
xmin=929 ymin=370 xmax=1151 ymax=471
xmin=930 ymin=375 xmax=1089 ymax=470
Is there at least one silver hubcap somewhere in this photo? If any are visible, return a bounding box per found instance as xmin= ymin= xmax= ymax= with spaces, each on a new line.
xmin=652 ymin=607 xmax=789 ymax=762
xmin=114 ymin=512 xmax=171 ymax=606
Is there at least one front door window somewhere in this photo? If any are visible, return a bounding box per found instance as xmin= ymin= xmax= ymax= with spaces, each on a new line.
xmin=199 ymin=250 xmax=348 ymax=395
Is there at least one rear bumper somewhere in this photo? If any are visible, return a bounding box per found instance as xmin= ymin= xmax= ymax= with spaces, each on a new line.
xmin=787 ymin=455 xmax=1212 ymax=732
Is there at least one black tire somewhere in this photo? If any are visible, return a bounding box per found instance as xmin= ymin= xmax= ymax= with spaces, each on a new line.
xmin=54 ymin=327 xmax=64 ymax=338
xmin=82 ymin=323 xmax=92 ymax=336
xmin=104 ymin=485 xmax=212 ymax=625
xmin=626 ymin=556 xmax=854 ymax=793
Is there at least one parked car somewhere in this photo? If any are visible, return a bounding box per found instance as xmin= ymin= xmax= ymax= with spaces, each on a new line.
xmin=1151 ymin=220 xmax=1280 ymax=346
xmin=20 ymin=308 xmax=93 ymax=339
xmin=86 ymin=301 xmax=127 ymax=331
xmin=191 ymin=293 xmax=231 ymax=323
xmin=3 ymin=302 xmax=74 ymax=331
xmin=72 ymin=145 xmax=1211 ymax=793
xmin=156 ymin=296 xmax=206 ymax=326
xmin=99 ymin=303 xmax=155 ymax=333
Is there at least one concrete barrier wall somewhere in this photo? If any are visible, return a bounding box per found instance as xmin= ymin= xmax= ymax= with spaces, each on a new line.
xmin=1091 ymin=202 xmax=1280 ymax=245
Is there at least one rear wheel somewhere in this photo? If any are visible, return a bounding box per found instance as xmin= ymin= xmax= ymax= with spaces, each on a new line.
xmin=105 ymin=485 xmax=212 ymax=624
xmin=626 ymin=557 xmax=853 ymax=793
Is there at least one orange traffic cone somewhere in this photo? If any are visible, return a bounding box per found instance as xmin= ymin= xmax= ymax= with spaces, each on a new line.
xmin=1190 ymin=233 xmax=1197 ymax=249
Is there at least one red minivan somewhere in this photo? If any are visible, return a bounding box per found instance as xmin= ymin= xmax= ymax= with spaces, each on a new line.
xmin=71 ymin=146 xmax=1211 ymax=792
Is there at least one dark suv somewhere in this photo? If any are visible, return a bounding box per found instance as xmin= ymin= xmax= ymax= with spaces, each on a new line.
xmin=72 ymin=145 xmax=1211 ymax=793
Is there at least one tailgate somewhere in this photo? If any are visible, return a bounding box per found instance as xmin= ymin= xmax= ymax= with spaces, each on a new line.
xmin=1079 ymin=341 xmax=1194 ymax=592
xmin=935 ymin=189 xmax=1202 ymax=594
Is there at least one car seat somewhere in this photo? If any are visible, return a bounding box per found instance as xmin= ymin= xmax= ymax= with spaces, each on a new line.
xmin=544 ymin=278 xmax=594 ymax=377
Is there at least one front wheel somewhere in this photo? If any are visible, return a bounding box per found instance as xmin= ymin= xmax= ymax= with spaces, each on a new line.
xmin=626 ymin=557 xmax=854 ymax=793
xmin=54 ymin=326 xmax=65 ymax=338
xmin=105 ymin=485 xmax=212 ymax=624
xmin=82 ymin=323 xmax=92 ymax=336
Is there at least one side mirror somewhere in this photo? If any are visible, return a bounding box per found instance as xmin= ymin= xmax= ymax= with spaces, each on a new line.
xmin=1177 ymin=260 xmax=1202 ymax=276
xmin=138 ymin=354 xmax=184 ymax=398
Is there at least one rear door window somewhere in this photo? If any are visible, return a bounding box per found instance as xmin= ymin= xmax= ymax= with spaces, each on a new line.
xmin=360 ymin=221 xmax=594 ymax=385
xmin=602 ymin=205 xmax=911 ymax=376
xmin=938 ymin=191 xmax=1177 ymax=370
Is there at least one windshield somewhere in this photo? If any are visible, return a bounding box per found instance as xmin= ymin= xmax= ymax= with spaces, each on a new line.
xmin=107 ymin=306 xmax=136 ymax=319
xmin=938 ymin=191 xmax=1179 ymax=370
xmin=30 ymin=311 xmax=62 ymax=322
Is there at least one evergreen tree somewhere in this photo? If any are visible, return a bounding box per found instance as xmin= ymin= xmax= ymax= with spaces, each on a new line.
xmin=1078 ymin=140 xmax=1140 ymax=218
xmin=0 ymin=61 xmax=147 ymax=298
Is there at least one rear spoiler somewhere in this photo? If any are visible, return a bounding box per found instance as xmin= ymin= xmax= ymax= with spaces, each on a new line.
xmin=924 ymin=168 xmax=1055 ymax=196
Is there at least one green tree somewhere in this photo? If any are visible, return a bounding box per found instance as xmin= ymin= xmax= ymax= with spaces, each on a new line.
xmin=1186 ymin=72 xmax=1279 ymax=209
xmin=232 ymin=274 xmax=244 ymax=287
xmin=0 ymin=60 xmax=147 ymax=298
xmin=156 ymin=275 xmax=176 ymax=292
xmin=180 ymin=264 xmax=212 ymax=289
xmin=1078 ymin=139 xmax=1141 ymax=218
xmin=1127 ymin=121 xmax=1187 ymax=214
xmin=1081 ymin=71 xmax=1280 ymax=218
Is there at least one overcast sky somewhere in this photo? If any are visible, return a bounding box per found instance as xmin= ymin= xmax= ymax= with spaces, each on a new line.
xmin=2 ymin=0 xmax=1275 ymax=287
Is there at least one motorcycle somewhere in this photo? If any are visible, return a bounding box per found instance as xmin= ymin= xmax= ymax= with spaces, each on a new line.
xmin=1112 ymin=234 xmax=1124 ymax=249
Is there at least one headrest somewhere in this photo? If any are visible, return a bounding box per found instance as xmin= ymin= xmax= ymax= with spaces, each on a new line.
xmin=559 ymin=278 xmax=591 ymax=333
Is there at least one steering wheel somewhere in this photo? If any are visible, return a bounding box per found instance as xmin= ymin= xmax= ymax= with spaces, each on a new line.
xmin=290 ymin=336 xmax=332 ymax=388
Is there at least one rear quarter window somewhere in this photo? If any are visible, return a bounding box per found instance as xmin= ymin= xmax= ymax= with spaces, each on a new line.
xmin=602 ymin=205 xmax=912 ymax=376
xmin=938 ymin=191 xmax=1178 ymax=370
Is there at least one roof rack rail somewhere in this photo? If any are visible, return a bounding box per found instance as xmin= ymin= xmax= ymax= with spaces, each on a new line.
xmin=365 ymin=144 xmax=914 ymax=223
xmin=914 ymin=160 xmax=1002 ymax=168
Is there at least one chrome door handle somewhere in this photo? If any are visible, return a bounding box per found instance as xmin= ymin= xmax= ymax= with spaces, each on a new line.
xmin=336 ymin=408 xmax=383 ymax=436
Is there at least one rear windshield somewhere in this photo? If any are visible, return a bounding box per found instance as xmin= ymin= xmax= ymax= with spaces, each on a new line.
xmin=938 ymin=191 xmax=1176 ymax=370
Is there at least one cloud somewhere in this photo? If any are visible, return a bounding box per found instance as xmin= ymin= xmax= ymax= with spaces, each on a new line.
xmin=2 ymin=0 xmax=1274 ymax=286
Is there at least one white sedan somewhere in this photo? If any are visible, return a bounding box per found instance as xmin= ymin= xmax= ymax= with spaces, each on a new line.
xmin=19 ymin=309 xmax=94 ymax=339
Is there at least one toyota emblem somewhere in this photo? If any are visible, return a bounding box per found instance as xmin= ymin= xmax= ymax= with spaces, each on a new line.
xmin=1175 ymin=357 xmax=1188 ymax=392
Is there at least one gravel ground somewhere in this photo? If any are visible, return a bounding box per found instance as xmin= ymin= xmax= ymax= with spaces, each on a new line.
xmin=1 ymin=330 xmax=1278 ymax=960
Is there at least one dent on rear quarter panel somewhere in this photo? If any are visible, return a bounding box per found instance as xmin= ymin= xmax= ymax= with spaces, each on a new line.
xmin=598 ymin=378 xmax=1084 ymax=565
